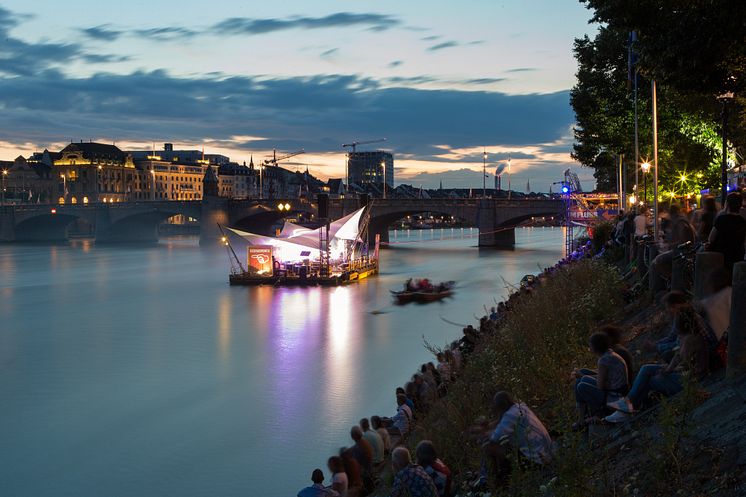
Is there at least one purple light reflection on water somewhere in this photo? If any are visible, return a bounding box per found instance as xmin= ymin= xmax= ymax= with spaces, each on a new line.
xmin=0 ymin=228 xmax=565 ymax=497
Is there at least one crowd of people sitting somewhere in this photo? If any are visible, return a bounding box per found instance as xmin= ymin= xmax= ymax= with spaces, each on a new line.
xmin=299 ymin=191 xmax=743 ymax=496
xmin=613 ymin=191 xmax=746 ymax=285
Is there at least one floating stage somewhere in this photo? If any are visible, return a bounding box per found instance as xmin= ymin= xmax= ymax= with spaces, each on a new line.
xmin=222 ymin=205 xmax=379 ymax=287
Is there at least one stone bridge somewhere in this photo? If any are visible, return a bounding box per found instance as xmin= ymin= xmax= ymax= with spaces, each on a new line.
xmin=327 ymin=197 xmax=564 ymax=247
xmin=1 ymin=196 xmax=564 ymax=248
xmin=0 ymin=201 xmax=201 ymax=242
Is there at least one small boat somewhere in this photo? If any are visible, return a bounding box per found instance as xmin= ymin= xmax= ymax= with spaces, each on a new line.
xmin=391 ymin=280 xmax=455 ymax=304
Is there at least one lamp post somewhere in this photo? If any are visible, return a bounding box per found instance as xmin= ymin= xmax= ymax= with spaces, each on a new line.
xmin=507 ymin=155 xmax=512 ymax=200
xmin=652 ymin=79 xmax=659 ymax=240
xmin=1 ymin=169 xmax=7 ymax=205
xmin=60 ymin=173 xmax=67 ymax=204
xmin=482 ymin=149 xmax=487 ymax=198
xmin=641 ymin=161 xmax=651 ymax=206
xmin=381 ymin=160 xmax=386 ymax=199
xmin=151 ymin=168 xmax=156 ymax=201
xmin=718 ymin=92 xmax=734 ymax=206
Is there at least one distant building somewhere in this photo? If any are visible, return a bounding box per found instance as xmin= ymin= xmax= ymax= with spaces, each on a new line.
xmin=218 ymin=159 xmax=258 ymax=199
xmin=0 ymin=156 xmax=56 ymax=203
xmin=130 ymin=143 xmax=230 ymax=165
xmin=347 ymin=151 xmax=394 ymax=190
xmin=49 ymin=142 xmax=140 ymax=204
xmin=18 ymin=141 xmax=336 ymax=203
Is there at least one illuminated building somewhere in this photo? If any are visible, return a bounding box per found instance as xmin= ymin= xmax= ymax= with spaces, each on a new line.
xmin=49 ymin=142 xmax=139 ymax=204
xmin=0 ymin=156 xmax=56 ymax=203
xmin=347 ymin=151 xmax=394 ymax=191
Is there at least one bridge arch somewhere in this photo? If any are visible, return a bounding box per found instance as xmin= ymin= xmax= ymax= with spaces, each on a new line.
xmin=14 ymin=213 xmax=82 ymax=241
xmin=100 ymin=204 xmax=202 ymax=243
xmin=367 ymin=207 xmax=477 ymax=244
xmin=229 ymin=201 xmax=315 ymax=236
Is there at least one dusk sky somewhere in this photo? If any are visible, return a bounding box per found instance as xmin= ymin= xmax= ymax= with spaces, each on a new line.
xmin=0 ymin=0 xmax=597 ymax=191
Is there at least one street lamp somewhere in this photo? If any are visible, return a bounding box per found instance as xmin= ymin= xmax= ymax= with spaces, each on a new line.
xmin=381 ymin=160 xmax=386 ymax=199
xmin=482 ymin=149 xmax=487 ymax=198
xmin=641 ymin=161 xmax=651 ymax=206
xmin=1 ymin=169 xmax=7 ymax=205
xmin=718 ymin=91 xmax=734 ymax=205
xmin=507 ymin=155 xmax=512 ymax=200
xmin=60 ymin=173 xmax=67 ymax=204
xmin=150 ymin=168 xmax=156 ymax=201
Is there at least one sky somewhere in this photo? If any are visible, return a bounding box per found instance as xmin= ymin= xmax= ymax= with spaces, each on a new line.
xmin=0 ymin=0 xmax=598 ymax=191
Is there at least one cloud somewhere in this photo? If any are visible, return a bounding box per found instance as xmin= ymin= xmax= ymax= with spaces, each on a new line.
xmin=0 ymin=8 xmax=130 ymax=76
xmin=78 ymin=12 xmax=403 ymax=43
xmin=388 ymin=60 xmax=404 ymax=68
xmin=135 ymin=27 xmax=198 ymax=40
xmin=464 ymin=78 xmax=506 ymax=85
xmin=0 ymin=70 xmax=574 ymax=184
xmin=214 ymin=12 xmax=400 ymax=36
xmin=320 ymin=48 xmax=339 ymax=58
xmin=427 ymin=41 xmax=459 ymax=52
xmin=505 ymin=67 xmax=537 ymax=73
xmin=82 ymin=25 xmax=123 ymax=41
xmin=426 ymin=39 xmax=483 ymax=52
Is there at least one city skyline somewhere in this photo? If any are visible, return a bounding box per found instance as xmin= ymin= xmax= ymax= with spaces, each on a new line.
xmin=0 ymin=1 xmax=597 ymax=191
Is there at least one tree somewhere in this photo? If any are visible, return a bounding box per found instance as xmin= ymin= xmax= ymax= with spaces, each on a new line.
xmin=571 ymin=0 xmax=741 ymax=194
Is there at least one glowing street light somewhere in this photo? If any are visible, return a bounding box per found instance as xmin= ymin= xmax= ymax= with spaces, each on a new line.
xmin=381 ymin=160 xmax=387 ymax=199
xmin=1 ymin=169 xmax=7 ymax=205
xmin=482 ymin=149 xmax=487 ymax=198
xmin=640 ymin=161 xmax=651 ymax=206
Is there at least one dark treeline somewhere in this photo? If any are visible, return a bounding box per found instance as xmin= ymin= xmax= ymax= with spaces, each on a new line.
xmin=571 ymin=0 xmax=746 ymax=193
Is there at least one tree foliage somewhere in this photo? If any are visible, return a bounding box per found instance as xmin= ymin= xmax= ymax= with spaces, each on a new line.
xmin=572 ymin=0 xmax=745 ymax=194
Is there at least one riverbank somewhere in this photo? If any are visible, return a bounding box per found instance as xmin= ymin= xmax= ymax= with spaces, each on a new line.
xmin=374 ymin=251 xmax=746 ymax=495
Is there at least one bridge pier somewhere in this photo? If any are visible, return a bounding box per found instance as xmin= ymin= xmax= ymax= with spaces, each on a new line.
xmin=477 ymin=200 xmax=515 ymax=249
xmin=200 ymin=195 xmax=230 ymax=246
xmin=368 ymin=218 xmax=390 ymax=245
xmin=0 ymin=208 xmax=16 ymax=242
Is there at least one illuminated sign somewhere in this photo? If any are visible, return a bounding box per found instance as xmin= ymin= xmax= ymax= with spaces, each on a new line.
xmin=248 ymin=246 xmax=273 ymax=276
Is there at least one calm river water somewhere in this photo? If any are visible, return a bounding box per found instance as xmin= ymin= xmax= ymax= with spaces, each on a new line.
xmin=0 ymin=227 xmax=564 ymax=497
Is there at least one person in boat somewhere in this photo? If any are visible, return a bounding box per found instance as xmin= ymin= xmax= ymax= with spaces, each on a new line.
xmin=417 ymin=278 xmax=432 ymax=292
xmin=405 ymin=278 xmax=416 ymax=292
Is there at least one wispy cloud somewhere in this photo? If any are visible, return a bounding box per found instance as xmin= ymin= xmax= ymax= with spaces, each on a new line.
xmin=388 ymin=60 xmax=404 ymax=68
xmin=0 ymin=7 xmax=123 ymax=76
xmin=426 ymin=39 xmax=482 ymax=52
xmin=505 ymin=67 xmax=537 ymax=73
xmin=427 ymin=40 xmax=459 ymax=52
xmin=320 ymin=48 xmax=339 ymax=58
xmin=82 ymin=25 xmax=123 ymax=41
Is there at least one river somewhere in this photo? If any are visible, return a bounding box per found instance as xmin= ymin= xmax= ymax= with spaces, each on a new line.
xmin=0 ymin=227 xmax=564 ymax=497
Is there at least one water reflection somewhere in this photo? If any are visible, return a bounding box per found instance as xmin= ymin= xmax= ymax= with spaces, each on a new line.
xmin=0 ymin=228 xmax=565 ymax=497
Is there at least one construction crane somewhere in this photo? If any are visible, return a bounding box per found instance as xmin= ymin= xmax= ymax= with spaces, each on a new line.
xmin=262 ymin=149 xmax=305 ymax=167
xmin=342 ymin=138 xmax=386 ymax=190
xmin=259 ymin=149 xmax=304 ymax=198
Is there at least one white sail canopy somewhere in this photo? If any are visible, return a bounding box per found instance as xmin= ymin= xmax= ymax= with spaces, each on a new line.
xmin=226 ymin=206 xmax=366 ymax=263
